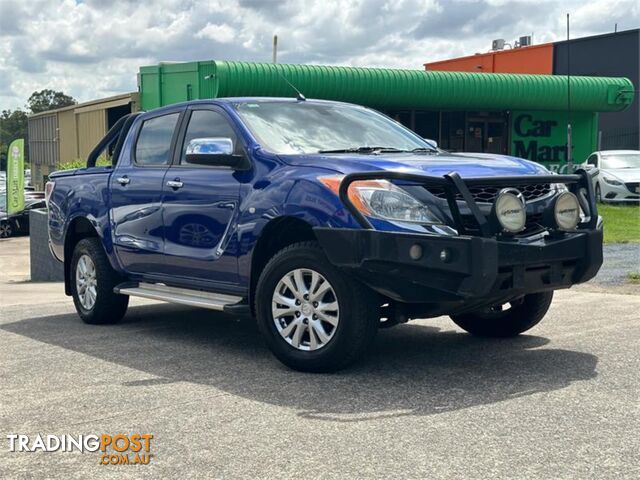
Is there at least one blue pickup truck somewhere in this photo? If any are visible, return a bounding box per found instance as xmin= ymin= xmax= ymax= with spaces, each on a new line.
xmin=47 ymin=98 xmax=602 ymax=372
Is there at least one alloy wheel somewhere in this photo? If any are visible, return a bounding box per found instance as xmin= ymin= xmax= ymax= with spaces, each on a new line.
xmin=271 ymin=268 xmax=340 ymax=351
xmin=0 ymin=222 xmax=12 ymax=238
xmin=76 ymin=254 xmax=98 ymax=310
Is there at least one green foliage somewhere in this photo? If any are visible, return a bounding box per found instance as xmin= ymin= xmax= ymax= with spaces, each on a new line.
xmin=58 ymin=156 xmax=111 ymax=171
xmin=27 ymin=89 xmax=76 ymax=114
xmin=0 ymin=109 xmax=29 ymax=170
xmin=0 ymin=89 xmax=75 ymax=170
xmin=0 ymin=109 xmax=28 ymax=143
xmin=599 ymin=204 xmax=640 ymax=244
xmin=627 ymin=272 xmax=640 ymax=284
xmin=58 ymin=159 xmax=87 ymax=171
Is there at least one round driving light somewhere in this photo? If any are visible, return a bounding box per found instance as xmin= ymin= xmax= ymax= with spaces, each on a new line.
xmin=494 ymin=190 xmax=526 ymax=233
xmin=554 ymin=191 xmax=580 ymax=231
xmin=409 ymin=244 xmax=423 ymax=260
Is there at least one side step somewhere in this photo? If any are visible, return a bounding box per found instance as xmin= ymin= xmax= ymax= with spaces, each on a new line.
xmin=115 ymin=282 xmax=245 ymax=312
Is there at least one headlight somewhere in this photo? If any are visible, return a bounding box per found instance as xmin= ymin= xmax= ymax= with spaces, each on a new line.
xmin=602 ymin=175 xmax=622 ymax=186
xmin=493 ymin=189 xmax=526 ymax=233
xmin=319 ymin=176 xmax=441 ymax=224
xmin=554 ymin=191 xmax=580 ymax=231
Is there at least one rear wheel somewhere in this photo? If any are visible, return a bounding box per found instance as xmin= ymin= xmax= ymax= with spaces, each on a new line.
xmin=0 ymin=221 xmax=13 ymax=238
xmin=450 ymin=291 xmax=553 ymax=337
xmin=255 ymin=241 xmax=378 ymax=372
xmin=71 ymin=238 xmax=129 ymax=324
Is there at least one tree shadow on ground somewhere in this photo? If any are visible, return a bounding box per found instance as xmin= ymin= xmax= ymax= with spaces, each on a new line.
xmin=1 ymin=303 xmax=598 ymax=422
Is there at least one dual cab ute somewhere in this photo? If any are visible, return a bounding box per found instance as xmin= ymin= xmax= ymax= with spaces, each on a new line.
xmin=47 ymin=98 xmax=603 ymax=372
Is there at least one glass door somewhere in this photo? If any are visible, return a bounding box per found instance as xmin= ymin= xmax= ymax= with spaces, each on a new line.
xmin=465 ymin=113 xmax=508 ymax=154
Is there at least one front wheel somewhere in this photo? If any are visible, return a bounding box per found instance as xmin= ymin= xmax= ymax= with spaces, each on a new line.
xmin=71 ymin=238 xmax=129 ymax=324
xmin=255 ymin=241 xmax=378 ymax=372
xmin=450 ymin=291 xmax=553 ymax=337
xmin=595 ymin=183 xmax=602 ymax=203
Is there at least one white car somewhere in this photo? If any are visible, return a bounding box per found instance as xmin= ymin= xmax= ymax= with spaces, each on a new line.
xmin=585 ymin=150 xmax=640 ymax=203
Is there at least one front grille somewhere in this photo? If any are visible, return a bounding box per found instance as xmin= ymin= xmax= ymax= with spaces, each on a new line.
xmin=625 ymin=182 xmax=640 ymax=194
xmin=460 ymin=212 xmax=545 ymax=236
xmin=427 ymin=183 xmax=552 ymax=203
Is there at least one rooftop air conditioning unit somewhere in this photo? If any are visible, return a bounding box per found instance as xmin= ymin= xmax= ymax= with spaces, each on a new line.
xmin=492 ymin=39 xmax=505 ymax=50
xmin=519 ymin=35 xmax=532 ymax=47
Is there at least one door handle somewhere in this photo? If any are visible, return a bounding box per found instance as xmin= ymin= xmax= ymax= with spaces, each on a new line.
xmin=116 ymin=176 xmax=130 ymax=186
xmin=166 ymin=180 xmax=184 ymax=189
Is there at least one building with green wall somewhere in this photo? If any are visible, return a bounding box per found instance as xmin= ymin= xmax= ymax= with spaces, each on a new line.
xmin=138 ymin=61 xmax=633 ymax=172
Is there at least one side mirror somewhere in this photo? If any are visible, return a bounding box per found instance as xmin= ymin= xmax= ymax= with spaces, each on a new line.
xmin=185 ymin=138 xmax=247 ymax=169
xmin=584 ymin=164 xmax=595 ymax=171
xmin=424 ymin=138 xmax=438 ymax=149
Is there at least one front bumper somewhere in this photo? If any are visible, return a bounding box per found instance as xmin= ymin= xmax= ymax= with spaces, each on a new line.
xmin=601 ymin=180 xmax=640 ymax=202
xmin=314 ymin=227 xmax=603 ymax=304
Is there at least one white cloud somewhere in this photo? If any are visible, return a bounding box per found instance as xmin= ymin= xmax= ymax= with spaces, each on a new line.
xmin=0 ymin=0 xmax=637 ymax=111
xmin=196 ymin=23 xmax=236 ymax=43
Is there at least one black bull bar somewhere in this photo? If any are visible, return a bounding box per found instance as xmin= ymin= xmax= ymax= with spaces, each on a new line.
xmin=312 ymin=168 xmax=602 ymax=305
xmin=337 ymin=169 xmax=599 ymax=235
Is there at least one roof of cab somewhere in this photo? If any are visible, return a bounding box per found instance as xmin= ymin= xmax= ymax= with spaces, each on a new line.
xmin=595 ymin=150 xmax=640 ymax=155
xmin=141 ymin=97 xmax=357 ymax=115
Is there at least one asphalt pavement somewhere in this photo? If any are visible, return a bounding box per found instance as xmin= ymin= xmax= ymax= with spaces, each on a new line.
xmin=1 ymin=236 xmax=639 ymax=479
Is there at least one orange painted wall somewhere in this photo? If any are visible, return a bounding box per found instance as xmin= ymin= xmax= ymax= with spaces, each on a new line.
xmin=424 ymin=43 xmax=554 ymax=74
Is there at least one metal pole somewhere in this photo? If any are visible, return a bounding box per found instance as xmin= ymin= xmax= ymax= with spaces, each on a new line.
xmin=598 ymin=130 xmax=602 ymax=151
xmin=566 ymin=13 xmax=573 ymax=173
xmin=272 ymin=35 xmax=278 ymax=64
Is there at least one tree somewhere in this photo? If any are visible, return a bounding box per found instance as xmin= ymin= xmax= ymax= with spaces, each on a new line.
xmin=27 ymin=89 xmax=76 ymax=114
xmin=0 ymin=89 xmax=75 ymax=170
xmin=0 ymin=109 xmax=28 ymax=170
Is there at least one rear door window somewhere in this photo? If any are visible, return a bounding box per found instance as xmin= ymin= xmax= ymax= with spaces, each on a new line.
xmin=135 ymin=113 xmax=180 ymax=166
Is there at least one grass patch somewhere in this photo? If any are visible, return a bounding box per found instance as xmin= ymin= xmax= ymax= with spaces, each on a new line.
xmin=627 ymin=272 xmax=640 ymax=284
xmin=598 ymin=204 xmax=640 ymax=244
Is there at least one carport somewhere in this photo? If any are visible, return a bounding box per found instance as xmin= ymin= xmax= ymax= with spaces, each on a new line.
xmin=27 ymin=92 xmax=139 ymax=189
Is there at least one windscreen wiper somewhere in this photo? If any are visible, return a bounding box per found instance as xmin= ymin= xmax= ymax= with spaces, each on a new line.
xmin=409 ymin=147 xmax=438 ymax=154
xmin=318 ymin=146 xmax=405 ymax=154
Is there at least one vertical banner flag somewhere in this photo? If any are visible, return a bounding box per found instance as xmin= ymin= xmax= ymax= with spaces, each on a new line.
xmin=7 ymin=139 xmax=25 ymax=215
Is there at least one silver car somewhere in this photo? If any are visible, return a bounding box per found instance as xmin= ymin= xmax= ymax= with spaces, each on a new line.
xmin=585 ymin=150 xmax=640 ymax=203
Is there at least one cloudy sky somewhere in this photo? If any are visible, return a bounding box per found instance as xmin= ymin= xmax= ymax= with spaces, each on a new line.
xmin=0 ymin=0 xmax=638 ymax=111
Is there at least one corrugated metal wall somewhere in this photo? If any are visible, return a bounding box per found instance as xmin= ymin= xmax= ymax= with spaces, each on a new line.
xmin=58 ymin=109 xmax=78 ymax=163
xmin=27 ymin=93 xmax=138 ymax=188
xmin=76 ymin=110 xmax=107 ymax=161
xmin=138 ymin=60 xmax=635 ymax=113
xmin=27 ymin=113 xmax=58 ymax=167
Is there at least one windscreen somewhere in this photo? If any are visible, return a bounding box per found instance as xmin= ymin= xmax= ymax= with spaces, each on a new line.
xmin=234 ymin=101 xmax=431 ymax=155
xmin=601 ymin=153 xmax=640 ymax=169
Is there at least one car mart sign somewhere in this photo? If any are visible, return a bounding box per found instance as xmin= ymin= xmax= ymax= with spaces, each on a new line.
xmin=511 ymin=111 xmax=596 ymax=172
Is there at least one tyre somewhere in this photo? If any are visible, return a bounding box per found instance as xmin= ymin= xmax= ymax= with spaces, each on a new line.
xmin=70 ymin=238 xmax=129 ymax=325
xmin=255 ymin=241 xmax=378 ymax=372
xmin=595 ymin=183 xmax=602 ymax=203
xmin=0 ymin=221 xmax=13 ymax=238
xmin=450 ymin=291 xmax=553 ymax=338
